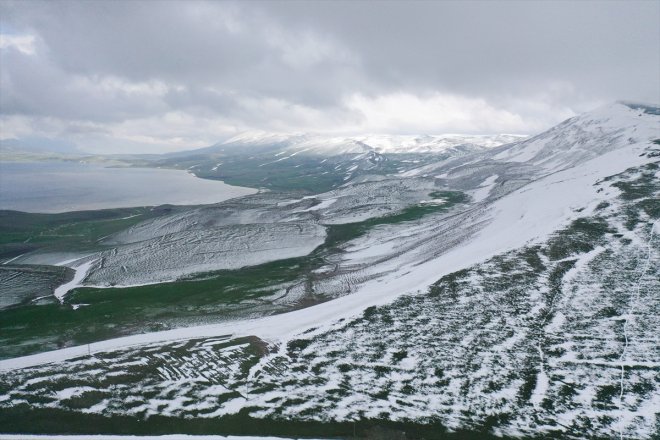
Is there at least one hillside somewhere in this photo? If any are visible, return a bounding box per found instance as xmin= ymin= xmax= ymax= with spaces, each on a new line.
xmin=0 ymin=103 xmax=658 ymax=439
xmin=147 ymin=133 xmax=525 ymax=193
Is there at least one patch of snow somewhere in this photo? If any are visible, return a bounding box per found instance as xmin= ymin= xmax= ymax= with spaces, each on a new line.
xmin=55 ymin=386 xmax=96 ymax=400
xmin=2 ymin=253 xmax=26 ymax=265
xmin=297 ymin=198 xmax=337 ymax=212
xmin=53 ymin=260 xmax=97 ymax=303
xmin=471 ymin=175 xmax=498 ymax=202
xmin=117 ymin=213 xmax=142 ymax=221
xmin=71 ymin=303 xmax=90 ymax=310
xmin=530 ymin=346 xmax=549 ymax=407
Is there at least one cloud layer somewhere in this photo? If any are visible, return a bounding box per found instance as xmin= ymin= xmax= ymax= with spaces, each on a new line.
xmin=1 ymin=0 xmax=658 ymax=153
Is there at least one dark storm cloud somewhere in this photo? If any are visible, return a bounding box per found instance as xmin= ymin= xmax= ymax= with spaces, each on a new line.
xmin=0 ymin=0 xmax=657 ymax=153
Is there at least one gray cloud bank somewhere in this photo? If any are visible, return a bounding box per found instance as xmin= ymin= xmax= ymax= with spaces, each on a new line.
xmin=1 ymin=0 xmax=658 ymax=153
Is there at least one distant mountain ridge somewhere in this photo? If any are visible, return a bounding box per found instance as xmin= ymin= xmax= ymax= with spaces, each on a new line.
xmin=149 ymin=130 xmax=527 ymax=192
xmin=178 ymin=132 xmax=527 ymax=157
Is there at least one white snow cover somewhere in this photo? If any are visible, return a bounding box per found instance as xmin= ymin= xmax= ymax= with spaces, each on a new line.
xmin=0 ymin=130 xmax=651 ymax=371
xmin=221 ymin=131 xmax=525 ymax=155
xmin=492 ymin=102 xmax=658 ymax=172
xmin=471 ymin=174 xmax=498 ymax=202
xmin=85 ymin=223 xmax=326 ymax=287
xmin=52 ymin=259 xmax=96 ymax=302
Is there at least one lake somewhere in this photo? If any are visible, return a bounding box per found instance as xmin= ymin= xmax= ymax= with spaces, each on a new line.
xmin=0 ymin=161 xmax=257 ymax=213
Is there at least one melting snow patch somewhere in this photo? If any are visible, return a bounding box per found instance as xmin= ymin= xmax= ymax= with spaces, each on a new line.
xmin=298 ymin=198 xmax=337 ymax=212
xmin=472 ymin=175 xmax=498 ymax=202
xmin=55 ymin=386 xmax=96 ymax=400
xmin=419 ymin=199 xmax=446 ymax=206
xmin=53 ymin=260 xmax=97 ymax=303
xmin=71 ymin=303 xmax=90 ymax=310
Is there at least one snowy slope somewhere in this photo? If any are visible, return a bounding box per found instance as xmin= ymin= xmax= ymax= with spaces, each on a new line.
xmin=491 ymin=102 xmax=658 ymax=172
xmin=1 ymin=102 xmax=658 ymax=439
xmin=3 ymin=102 xmax=656 ymax=365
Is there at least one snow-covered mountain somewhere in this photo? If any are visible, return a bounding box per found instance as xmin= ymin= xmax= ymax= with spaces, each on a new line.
xmin=489 ymin=102 xmax=658 ymax=172
xmin=156 ymin=131 xmax=526 ymax=192
xmin=0 ymin=102 xmax=658 ymax=439
xmin=215 ymin=131 xmax=526 ymax=155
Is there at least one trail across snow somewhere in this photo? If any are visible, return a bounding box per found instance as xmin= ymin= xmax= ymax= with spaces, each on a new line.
xmin=617 ymin=220 xmax=657 ymax=440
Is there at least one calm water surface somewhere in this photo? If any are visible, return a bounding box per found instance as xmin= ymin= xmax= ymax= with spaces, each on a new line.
xmin=0 ymin=161 xmax=256 ymax=213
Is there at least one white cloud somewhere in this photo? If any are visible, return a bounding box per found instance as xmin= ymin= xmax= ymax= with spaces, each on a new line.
xmin=0 ymin=114 xmax=34 ymax=139
xmin=0 ymin=34 xmax=36 ymax=55
xmin=341 ymin=92 xmax=575 ymax=135
xmin=71 ymin=112 xmax=243 ymax=154
xmin=265 ymin=27 xmax=356 ymax=70
xmin=69 ymin=75 xmax=175 ymax=97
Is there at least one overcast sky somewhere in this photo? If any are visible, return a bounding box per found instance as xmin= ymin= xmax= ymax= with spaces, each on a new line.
xmin=1 ymin=0 xmax=658 ymax=154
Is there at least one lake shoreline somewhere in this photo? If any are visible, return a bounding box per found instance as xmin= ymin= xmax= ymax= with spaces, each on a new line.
xmin=0 ymin=161 xmax=257 ymax=213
